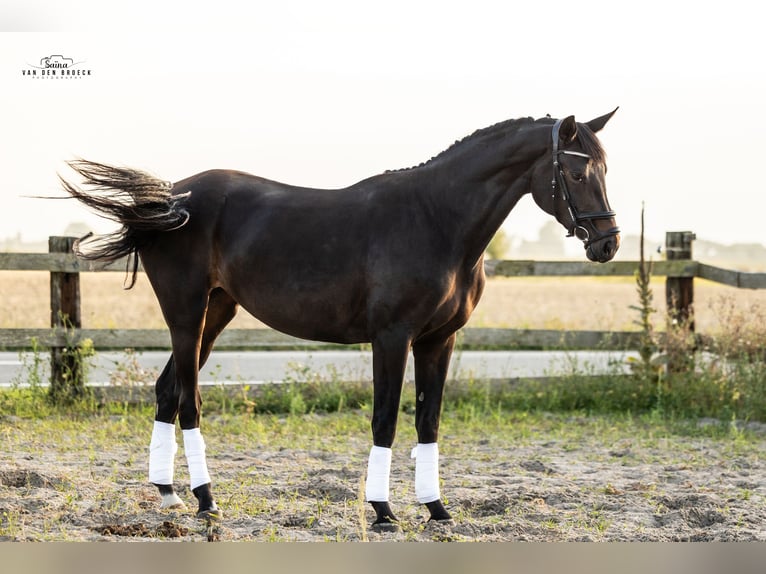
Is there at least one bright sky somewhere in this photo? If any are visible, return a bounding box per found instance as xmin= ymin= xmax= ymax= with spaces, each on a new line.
xmin=1 ymin=1 xmax=764 ymax=252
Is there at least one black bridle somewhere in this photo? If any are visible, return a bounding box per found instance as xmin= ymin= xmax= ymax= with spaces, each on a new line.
xmin=551 ymin=119 xmax=620 ymax=247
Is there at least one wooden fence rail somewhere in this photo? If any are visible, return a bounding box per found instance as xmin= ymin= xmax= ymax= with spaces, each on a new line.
xmin=2 ymin=231 xmax=766 ymax=387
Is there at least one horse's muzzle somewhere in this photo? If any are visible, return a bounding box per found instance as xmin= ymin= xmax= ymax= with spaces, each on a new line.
xmin=586 ymin=233 xmax=620 ymax=263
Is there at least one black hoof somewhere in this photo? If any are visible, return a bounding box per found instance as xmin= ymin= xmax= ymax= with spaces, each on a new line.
xmin=425 ymin=499 xmax=452 ymax=522
xmin=370 ymin=501 xmax=400 ymax=532
xmin=192 ymin=483 xmax=220 ymax=522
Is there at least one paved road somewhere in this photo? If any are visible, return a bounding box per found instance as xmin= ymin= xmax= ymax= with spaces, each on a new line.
xmin=1 ymin=349 xmax=636 ymax=387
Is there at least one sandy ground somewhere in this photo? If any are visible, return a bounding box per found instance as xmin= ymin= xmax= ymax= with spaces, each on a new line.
xmin=1 ymin=413 xmax=764 ymax=542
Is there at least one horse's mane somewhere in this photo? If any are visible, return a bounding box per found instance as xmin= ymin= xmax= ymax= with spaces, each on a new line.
xmin=387 ymin=115 xmax=606 ymax=173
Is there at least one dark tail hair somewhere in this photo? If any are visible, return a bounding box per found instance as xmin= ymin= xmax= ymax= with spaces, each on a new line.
xmin=59 ymin=159 xmax=190 ymax=288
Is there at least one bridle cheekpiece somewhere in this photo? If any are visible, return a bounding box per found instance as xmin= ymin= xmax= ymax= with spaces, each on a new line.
xmin=551 ymin=118 xmax=620 ymax=247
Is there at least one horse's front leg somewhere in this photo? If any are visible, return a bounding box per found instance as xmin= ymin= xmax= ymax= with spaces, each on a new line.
xmin=366 ymin=329 xmax=411 ymax=531
xmin=412 ymin=333 xmax=456 ymax=523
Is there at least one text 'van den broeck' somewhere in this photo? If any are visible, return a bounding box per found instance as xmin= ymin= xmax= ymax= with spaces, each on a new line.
xmin=22 ymin=68 xmax=92 ymax=76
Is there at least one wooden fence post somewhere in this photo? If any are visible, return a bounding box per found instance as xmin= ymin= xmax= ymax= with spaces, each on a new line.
xmin=665 ymin=231 xmax=696 ymax=374
xmin=49 ymin=236 xmax=85 ymax=400
xmin=665 ymin=231 xmax=696 ymax=328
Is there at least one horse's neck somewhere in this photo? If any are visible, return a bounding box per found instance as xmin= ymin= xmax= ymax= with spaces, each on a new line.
xmin=418 ymin=126 xmax=547 ymax=264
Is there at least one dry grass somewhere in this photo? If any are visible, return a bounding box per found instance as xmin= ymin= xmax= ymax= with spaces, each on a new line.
xmin=474 ymin=276 xmax=766 ymax=333
xmin=2 ymin=271 xmax=766 ymax=333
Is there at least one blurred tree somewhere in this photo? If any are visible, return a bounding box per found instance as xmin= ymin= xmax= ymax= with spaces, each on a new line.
xmin=485 ymin=228 xmax=511 ymax=260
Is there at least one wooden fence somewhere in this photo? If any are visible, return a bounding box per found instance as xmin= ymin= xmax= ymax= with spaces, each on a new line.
xmin=2 ymin=231 xmax=766 ymax=388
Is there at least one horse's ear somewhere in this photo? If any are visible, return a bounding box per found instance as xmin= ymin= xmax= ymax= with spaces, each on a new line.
xmin=585 ymin=107 xmax=619 ymax=133
xmin=558 ymin=116 xmax=577 ymax=144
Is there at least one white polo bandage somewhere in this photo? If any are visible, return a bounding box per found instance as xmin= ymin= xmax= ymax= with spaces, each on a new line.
xmin=183 ymin=428 xmax=211 ymax=490
xmin=411 ymin=442 xmax=440 ymax=503
xmin=365 ymin=445 xmax=392 ymax=502
xmin=149 ymin=421 xmax=177 ymax=485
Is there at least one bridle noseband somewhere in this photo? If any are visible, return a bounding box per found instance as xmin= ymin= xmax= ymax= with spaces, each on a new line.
xmin=551 ymin=119 xmax=620 ymax=247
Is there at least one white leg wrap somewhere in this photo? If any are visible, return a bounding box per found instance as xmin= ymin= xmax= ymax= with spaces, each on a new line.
xmin=411 ymin=442 xmax=440 ymax=503
xmin=183 ymin=428 xmax=211 ymax=490
xmin=365 ymin=446 xmax=392 ymax=502
xmin=148 ymin=421 xmax=177 ymax=485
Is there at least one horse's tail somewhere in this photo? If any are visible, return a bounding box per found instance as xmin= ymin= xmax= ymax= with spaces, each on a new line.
xmin=59 ymin=159 xmax=190 ymax=288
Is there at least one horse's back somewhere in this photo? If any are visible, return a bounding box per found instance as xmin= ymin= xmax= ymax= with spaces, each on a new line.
xmin=164 ymin=169 xmax=374 ymax=342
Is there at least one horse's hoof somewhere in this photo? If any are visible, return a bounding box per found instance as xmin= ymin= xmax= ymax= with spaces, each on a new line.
xmin=425 ymin=499 xmax=452 ymax=522
xmin=196 ymin=507 xmax=222 ymax=522
xmin=160 ymin=492 xmax=186 ymax=510
xmin=369 ymin=501 xmax=399 ymax=532
xmin=370 ymin=520 xmax=401 ymax=533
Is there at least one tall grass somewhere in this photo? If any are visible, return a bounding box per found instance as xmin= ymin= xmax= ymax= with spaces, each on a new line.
xmin=5 ymin=341 xmax=766 ymax=425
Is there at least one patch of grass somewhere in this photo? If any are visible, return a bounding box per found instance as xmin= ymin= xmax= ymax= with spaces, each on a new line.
xmin=5 ymin=351 xmax=766 ymax=428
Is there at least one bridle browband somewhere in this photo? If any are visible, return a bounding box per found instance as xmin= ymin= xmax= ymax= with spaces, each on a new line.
xmin=551 ymin=118 xmax=620 ymax=247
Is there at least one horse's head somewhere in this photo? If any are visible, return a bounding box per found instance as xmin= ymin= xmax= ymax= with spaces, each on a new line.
xmin=530 ymin=109 xmax=620 ymax=263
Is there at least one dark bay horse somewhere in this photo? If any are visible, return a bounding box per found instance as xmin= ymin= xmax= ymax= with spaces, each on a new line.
xmin=61 ymin=110 xmax=620 ymax=529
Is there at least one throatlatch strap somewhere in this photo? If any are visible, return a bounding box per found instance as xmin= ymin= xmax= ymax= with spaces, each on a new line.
xmin=149 ymin=421 xmax=177 ymax=485
xmin=365 ymin=445 xmax=392 ymax=502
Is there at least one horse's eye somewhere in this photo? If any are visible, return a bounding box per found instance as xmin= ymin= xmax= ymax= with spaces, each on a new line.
xmin=571 ymin=172 xmax=585 ymax=183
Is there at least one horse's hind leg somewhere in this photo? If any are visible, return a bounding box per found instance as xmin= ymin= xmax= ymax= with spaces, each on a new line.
xmin=150 ymin=357 xmax=185 ymax=509
xmin=149 ymin=287 xmax=238 ymax=517
xmin=411 ymin=333 xmax=456 ymax=523
xmin=184 ymin=288 xmax=238 ymax=520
